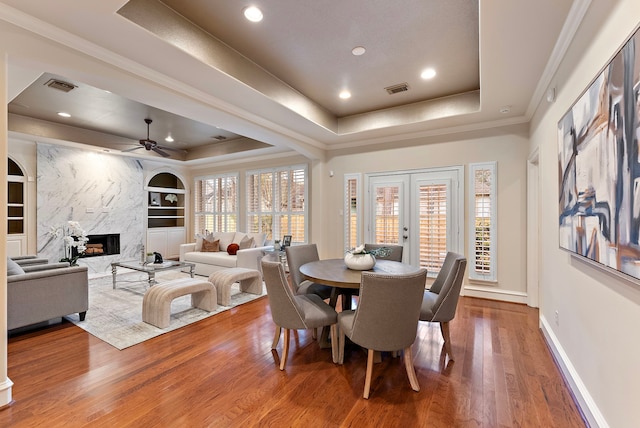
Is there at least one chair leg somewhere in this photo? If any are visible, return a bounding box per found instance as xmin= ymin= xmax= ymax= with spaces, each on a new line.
xmin=404 ymin=345 xmax=420 ymax=392
xmin=363 ymin=349 xmax=375 ymax=399
xmin=271 ymin=326 xmax=282 ymax=350
xmin=280 ymin=329 xmax=290 ymax=370
xmin=337 ymin=325 xmax=346 ymax=364
xmin=330 ymin=324 xmax=338 ymax=363
xmin=312 ymin=327 xmax=317 ymax=340
xmin=440 ymin=322 xmax=454 ymax=360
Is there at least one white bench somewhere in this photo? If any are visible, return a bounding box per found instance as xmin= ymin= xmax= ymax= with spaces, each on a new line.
xmin=142 ymin=278 xmax=217 ymax=328
xmin=208 ymin=267 xmax=262 ymax=306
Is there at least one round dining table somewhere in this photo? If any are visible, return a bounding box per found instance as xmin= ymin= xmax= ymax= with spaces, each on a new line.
xmin=299 ymin=258 xmax=422 ymax=349
xmin=299 ymin=258 xmax=421 ymax=289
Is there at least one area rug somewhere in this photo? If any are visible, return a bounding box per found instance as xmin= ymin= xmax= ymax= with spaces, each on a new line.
xmin=64 ymin=270 xmax=265 ymax=350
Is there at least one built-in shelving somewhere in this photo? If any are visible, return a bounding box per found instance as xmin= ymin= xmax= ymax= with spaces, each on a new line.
xmin=146 ymin=172 xmax=186 ymax=259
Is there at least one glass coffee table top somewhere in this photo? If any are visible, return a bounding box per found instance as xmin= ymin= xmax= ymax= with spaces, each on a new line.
xmin=111 ymin=260 xmax=195 ymax=288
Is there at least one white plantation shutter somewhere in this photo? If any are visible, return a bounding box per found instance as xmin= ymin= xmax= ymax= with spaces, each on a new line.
xmin=194 ymin=173 xmax=238 ymax=234
xmin=418 ymin=183 xmax=448 ymax=273
xmin=246 ymin=165 xmax=308 ymax=242
xmin=344 ymin=174 xmax=361 ymax=251
xmin=469 ymin=162 xmax=497 ymax=281
xmin=374 ymin=185 xmax=401 ymax=245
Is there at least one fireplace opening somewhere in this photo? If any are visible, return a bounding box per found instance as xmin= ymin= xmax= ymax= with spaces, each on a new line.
xmin=74 ymin=233 xmax=120 ymax=258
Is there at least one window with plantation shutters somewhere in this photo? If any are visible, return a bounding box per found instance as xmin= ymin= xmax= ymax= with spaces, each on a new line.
xmin=246 ymin=165 xmax=307 ymax=243
xmin=194 ymin=173 xmax=238 ymax=234
xmin=468 ymin=162 xmax=497 ymax=281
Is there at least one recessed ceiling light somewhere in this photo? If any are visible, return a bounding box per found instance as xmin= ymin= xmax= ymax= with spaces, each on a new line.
xmin=420 ymin=68 xmax=436 ymax=79
xmin=339 ymin=90 xmax=351 ymax=100
xmin=352 ymin=46 xmax=366 ymax=56
xmin=243 ymin=6 xmax=263 ymax=22
xmin=165 ymin=135 xmax=174 ymax=142
xmin=57 ymin=112 xmax=71 ymax=118
xmin=499 ymin=105 xmax=511 ymax=114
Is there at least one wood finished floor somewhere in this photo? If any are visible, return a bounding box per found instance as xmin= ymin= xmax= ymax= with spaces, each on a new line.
xmin=2 ymin=296 xmax=585 ymax=427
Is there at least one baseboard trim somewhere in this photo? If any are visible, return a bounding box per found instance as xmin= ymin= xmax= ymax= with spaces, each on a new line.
xmin=462 ymin=285 xmax=528 ymax=304
xmin=540 ymin=315 xmax=608 ymax=428
xmin=0 ymin=377 xmax=13 ymax=408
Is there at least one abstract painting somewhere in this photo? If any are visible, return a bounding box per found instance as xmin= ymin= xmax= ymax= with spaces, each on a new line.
xmin=558 ymin=25 xmax=640 ymax=280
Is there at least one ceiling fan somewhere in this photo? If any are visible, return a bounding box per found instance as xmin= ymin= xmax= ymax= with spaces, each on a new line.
xmin=123 ymin=118 xmax=185 ymax=157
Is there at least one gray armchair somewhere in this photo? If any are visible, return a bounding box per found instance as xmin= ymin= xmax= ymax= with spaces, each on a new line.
xmin=11 ymin=255 xmax=50 ymax=267
xmin=337 ymin=268 xmax=427 ymax=399
xmin=419 ymin=251 xmax=467 ymax=360
xmin=7 ymin=259 xmax=89 ymax=330
xmin=261 ymin=259 xmax=338 ymax=370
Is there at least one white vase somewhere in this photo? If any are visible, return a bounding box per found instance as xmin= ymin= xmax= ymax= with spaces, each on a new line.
xmin=146 ymin=255 xmax=155 ymax=263
xmin=344 ymin=253 xmax=376 ymax=270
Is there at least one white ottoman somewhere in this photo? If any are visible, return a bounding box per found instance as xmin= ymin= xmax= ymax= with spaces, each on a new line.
xmin=208 ymin=268 xmax=262 ymax=306
xmin=142 ymin=278 xmax=217 ymax=328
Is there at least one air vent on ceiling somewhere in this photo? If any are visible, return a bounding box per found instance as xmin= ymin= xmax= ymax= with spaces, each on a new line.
xmin=212 ymin=135 xmax=227 ymax=141
xmin=44 ymin=78 xmax=77 ymax=93
xmin=385 ymin=83 xmax=410 ymax=95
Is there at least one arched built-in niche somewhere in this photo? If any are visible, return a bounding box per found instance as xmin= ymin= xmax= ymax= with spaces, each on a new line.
xmin=146 ymin=171 xmax=186 ymax=259
xmin=7 ymin=158 xmax=26 ymax=255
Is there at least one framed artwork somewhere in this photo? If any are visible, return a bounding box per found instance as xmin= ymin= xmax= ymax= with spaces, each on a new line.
xmin=149 ymin=192 xmax=161 ymax=206
xmin=558 ymin=24 xmax=640 ymax=280
xmin=282 ymin=235 xmax=292 ymax=247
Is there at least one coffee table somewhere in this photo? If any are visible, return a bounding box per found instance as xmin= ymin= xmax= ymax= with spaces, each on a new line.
xmin=111 ymin=260 xmax=195 ymax=289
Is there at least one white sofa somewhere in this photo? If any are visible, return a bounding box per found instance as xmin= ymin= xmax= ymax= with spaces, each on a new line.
xmin=179 ymin=231 xmax=270 ymax=277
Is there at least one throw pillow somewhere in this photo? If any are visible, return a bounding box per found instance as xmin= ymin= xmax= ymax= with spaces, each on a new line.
xmin=239 ymin=235 xmax=254 ymax=250
xmin=201 ymin=239 xmax=220 ymax=252
xmin=7 ymin=257 xmax=25 ymax=276
xmin=227 ymin=243 xmax=240 ymax=255
xmin=195 ymin=232 xmax=216 ymax=252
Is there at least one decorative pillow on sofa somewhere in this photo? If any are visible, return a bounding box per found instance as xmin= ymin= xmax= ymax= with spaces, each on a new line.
xmin=195 ymin=232 xmax=218 ymax=252
xmin=239 ymin=235 xmax=255 ymax=250
xmin=7 ymin=257 xmax=25 ymax=276
xmin=201 ymin=239 xmax=220 ymax=252
xmin=227 ymin=243 xmax=240 ymax=255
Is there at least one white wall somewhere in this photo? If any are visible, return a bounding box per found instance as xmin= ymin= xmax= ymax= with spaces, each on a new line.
xmin=317 ymin=124 xmax=530 ymax=301
xmin=530 ymin=1 xmax=640 ymax=426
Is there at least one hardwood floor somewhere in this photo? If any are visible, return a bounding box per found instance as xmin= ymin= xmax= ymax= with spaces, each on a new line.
xmin=1 ymin=296 xmax=585 ymax=427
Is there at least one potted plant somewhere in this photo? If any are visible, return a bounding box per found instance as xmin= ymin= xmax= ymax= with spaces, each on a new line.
xmin=344 ymin=244 xmax=392 ymax=270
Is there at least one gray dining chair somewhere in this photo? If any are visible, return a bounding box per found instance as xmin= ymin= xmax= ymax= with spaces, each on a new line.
xmin=261 ymin=259 xmax=338 ymax=370
xmin=342 ymin=243 xmax=404 ymax=310
xmin=285 ymin=244 xmax=332 ymax=300
xmin=419 ymin=251 xmax=466 ymax=360
xmin=363 ymin=243 xmax=404 ymax=262
xmin=337 ymin=268 xmax=428 ymax=399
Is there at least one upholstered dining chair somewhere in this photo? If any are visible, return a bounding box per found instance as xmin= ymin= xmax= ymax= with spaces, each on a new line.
xmin=285 ymin=244 xmax=332 ymax=300
xmin=341 ymin=243 xmax=404 ymax=310
xmin=419 ymin=251 xmax=467 ymax=360
xmin=363 ymin=243 xmax=404 ymax=262
xmin=337 ymin=268 xmax=428 ymax=399
xmin=261 ymin=259 xmax=338 ymax=370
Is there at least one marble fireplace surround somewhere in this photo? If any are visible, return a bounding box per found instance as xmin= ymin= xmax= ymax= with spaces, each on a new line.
xmin=36 ymin=144 xmax=145 ymax=274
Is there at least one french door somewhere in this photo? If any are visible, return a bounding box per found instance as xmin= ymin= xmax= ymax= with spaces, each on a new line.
xmin=365 ymin=167 xmax=463 ymax=275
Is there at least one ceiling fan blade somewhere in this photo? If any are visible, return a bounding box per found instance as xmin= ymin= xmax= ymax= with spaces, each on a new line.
xmin=156 ymin=145 xmax=187 ymax=154
xmin=122 ymin=146 xmax=144 ymax=153
xmin=152 ymin=147 xmax=171 ymax=157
